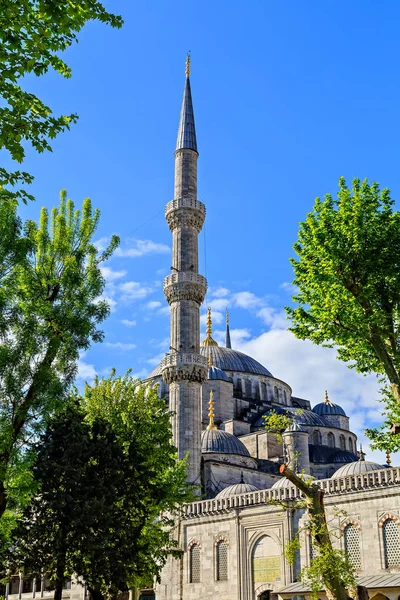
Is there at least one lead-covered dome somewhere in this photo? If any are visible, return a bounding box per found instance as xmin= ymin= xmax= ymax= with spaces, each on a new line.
xmin=271 ymin=473 xmax=315 ymax=489
xmin=331 ymin=459 xmax=384 ymax=478
xmin=201 ymin=429 xmax=250 ymax=457
xmin=208 ymin=365 xmax=232 ymax=382
xmin=312 ymin=392 xmax=347 ymax=417
xmin=254 ymin=406 xmax=326 ymax=428
xmin=215 ymin=482 xmax=259 ymax=499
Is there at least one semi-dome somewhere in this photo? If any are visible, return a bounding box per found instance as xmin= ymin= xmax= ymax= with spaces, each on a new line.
xmin=201 ymin=429 xmax=250 ymax=457
xmin=331 ymin=459 xmax=385 ymax=478
xmin=271 ymin=473 xmax=315 ymax=489
xmin=208 ymin=365 xmax=232 ymax=382
xmin=254 ymin=406 xmax=327 ymax=428
xmin=312 ymin=391 xmax=347 ymax=417
xmin=309 ymin=446 xmax=358 ymax=464
xmin=215 ymin=482 xmax=259 ymax=499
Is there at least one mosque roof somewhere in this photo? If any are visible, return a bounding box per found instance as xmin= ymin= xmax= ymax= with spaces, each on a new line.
xmin=201 ymin=429 xmax=251 ymax=457
xmin=176 ymin=55 xmax=197 ymax=153
xmin=147 ymin=346 xmax=273 ymax=380
xmin=271 ymin=473 xmax=315 ymax=489
xmin=215 ymin=482 xmax=259 ymax=499
xmin=312 ymin=391 xmax=347 ymax=417
xmin=208 ymin=365 xmax=232 ymax=382
xmin=331 ymin=459 xmax=385 ymax=478
xmin=309 ymin=445 xmax=358 ymax=464
xmin=254 ymin=406 xmax=327 ymax=428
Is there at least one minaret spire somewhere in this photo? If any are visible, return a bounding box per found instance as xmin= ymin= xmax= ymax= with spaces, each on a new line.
xmin=176 ymin=53 xmax=197 ymax=153
xmin=202 ymin=307 xmax=218 ymax=347
xmin=225 ymin=308 xmax=232 ymax=349
xmin=161 ymin=58 xmax=208 ymax=488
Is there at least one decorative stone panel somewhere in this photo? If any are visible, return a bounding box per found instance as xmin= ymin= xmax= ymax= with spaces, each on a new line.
xmin=165 ymin=198 xmax=206 ymax=232
xmin=161 ymin=352 xmax=208 ymax=384
xmin=164 ymin=272 xmax=207 ymax=305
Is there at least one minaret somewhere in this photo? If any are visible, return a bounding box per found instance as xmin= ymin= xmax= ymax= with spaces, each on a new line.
xmin=161 ymin=55 xmax=208 ymax=487
xmin=225 ymin=309 xmax=232 ymax=349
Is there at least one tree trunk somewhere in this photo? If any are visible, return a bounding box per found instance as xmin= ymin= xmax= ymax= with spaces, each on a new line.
xmin=280 ymin=465 xmax=351 ymax=600
xmin=0 ymin=478 xmax=8 ymax=517
xmin=87 ymin=587 xmax=104 ymax=600
xmin=53 ymin=582 xmax=63 ymax=600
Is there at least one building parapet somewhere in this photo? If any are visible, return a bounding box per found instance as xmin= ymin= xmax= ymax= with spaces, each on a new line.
xmin=181 ymin=467 xmax=400 ymax=519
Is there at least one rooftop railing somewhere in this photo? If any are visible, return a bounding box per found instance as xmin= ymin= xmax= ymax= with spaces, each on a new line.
xmin=182 ymin=467 xmax=400 ymax=519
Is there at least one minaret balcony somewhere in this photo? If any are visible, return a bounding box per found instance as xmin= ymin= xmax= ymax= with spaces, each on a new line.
xmin=165 ymin=198 xmax=206 ymax=232
xmin=161 ymin=352 xmax=208 ymax=384
xmin=163 ymin=272 xmax=207 ymax=305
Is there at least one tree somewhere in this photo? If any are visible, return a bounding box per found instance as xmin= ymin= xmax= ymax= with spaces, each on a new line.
xmin=3 ymin=375 xmax=192 ymax=600
xmin=0 ymin=190 xmax=118 ymax=520
xmin=264 ymin=412 xmax=356 ymax=600
xmin=0 ymin=0 xmax=123 ymax=203
xmin=287 ymin=177 xmax=400 ymax=449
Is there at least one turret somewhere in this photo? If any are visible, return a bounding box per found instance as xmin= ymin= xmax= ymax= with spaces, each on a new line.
xmin=282 ymin=422 xmax=310 ymax=474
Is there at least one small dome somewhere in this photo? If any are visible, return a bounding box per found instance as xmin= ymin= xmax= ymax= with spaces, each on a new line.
xmin=208 ymin=365 xmax=232 ymax=383
xmin=312 ymin=392 xmax=347 ymax=417
xmin=201 ymin=429 xmax=250 ymax=457
xmin=215 ymin=482 xmax=259 ymax=499
xmin=284 ymin=422 xmax=306 ymax=433
xmin=331 ymin=460 xmax=385 ymax=478
xmin=271 ymin=473 xmax=315 ymax=489
xmin=254 ymin=406 xmax=326 ymax=428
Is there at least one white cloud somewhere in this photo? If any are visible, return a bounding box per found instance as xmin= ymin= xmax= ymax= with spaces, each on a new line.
xmin=209 ymin=297 xmax=230 ymax=312
xmin=257 ymin=306 xmax=287 ymax=329
xmin=119 ymin=281 xmax=153 ymax=302
xmin=200 ymin=310 xmax=223 ymax=326
xmin=147 ymin=352 xmax=165 ymax=366
xmin=77 ymin=356 xmax=97 ymax=382
xmin=95 ymin=294 xmax=117 ymax=312
xmin=105 ymin=342 xmax=137 ymax=351
xmin=115 ymin=239 xmax=170 ymax=258
xmin=159 ymin=305 xmax=170 ymax=316
xmin=100 ymin=266 xmax=127 ymax=282
xmin=147 ymin=301 xmax=162 ymax=310
xmin=233 ymin=291 xmax=264 ymax=310
xmin=211 ymin=287 xmax=230 ymax=298
xmin=280 ymin=281 xmax=299 ymax=294
xmin=121 ymin=319 xmax=136 ymax=327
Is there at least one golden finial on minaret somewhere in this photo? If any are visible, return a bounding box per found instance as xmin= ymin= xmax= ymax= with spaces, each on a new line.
xmin=185 ymin=51 xmax=191 ymax=76
xmin=201 ymin=307 xmax=218 ymax=347
xmin=324 ymin=390 xmax=330 ymax=403
xmin=386 ymin=450 xmax=392 ymax=466
xmin=206 ymin=390 xmax=217 ymax=431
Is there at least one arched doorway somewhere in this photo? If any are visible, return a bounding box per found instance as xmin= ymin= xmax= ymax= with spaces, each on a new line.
xmin=258 ymin=593 xmax=270 ymax=600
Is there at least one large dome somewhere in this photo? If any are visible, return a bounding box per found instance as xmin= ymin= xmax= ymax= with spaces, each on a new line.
xmin=215 ymin=482 xmax=259 ymax=498
xmin=147 ymin=346 xmax=272 ymax=379
xmin=313 ymin=399 xmax=347 ymax=417
xmin=254 ymin=406 xmax=327 ymax=428
xmin=331 ymin=459 xmax=385 ymax=478
xmin=201 ymin=429 xmax=250 ymax=457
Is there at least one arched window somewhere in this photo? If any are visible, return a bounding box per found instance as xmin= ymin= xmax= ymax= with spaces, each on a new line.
xmin=339 ymin=435 xmax=346 ymax=450
xmin=348 ymin=437 xmax=353 ymax=453
xmin=216 ymin=540 xmax=228 ymax=581
xmin=254 ymin=383 xmax=260 ymax=400
xmin=189 ymin=544 xmax=201 ymax=583
xmin=313 ymin=430 xmax=322 ymax=446
xmin=283 ymin=390 xmax=287 ymax=404
xmin=260 ymin=382 xmax=267 ymax=401
xmin=327 ymin=432 xmax=335 ymax=448
xmin=344 ymin=524 xmax=361 ymax=569
xmin=235 ymin=378 xmax=242 ymax=398
xmin=274 ymin=385 xmax=279 ymax=399
xmin=383 ymin=519 xmax=400 ymax=568
xmin=245 ymin=379 xmax=252 ymax=398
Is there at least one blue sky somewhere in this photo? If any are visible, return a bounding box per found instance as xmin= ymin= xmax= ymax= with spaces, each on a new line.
xmin=8 ymin=0 xmax=400 ymax=462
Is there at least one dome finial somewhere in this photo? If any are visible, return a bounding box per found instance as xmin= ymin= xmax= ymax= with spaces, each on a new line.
xmin=386 ymin=450 xmax=392 ymax=466
xmin=324 ymin=390 xmax=330 ymax=403
xmin=206 ymin=390 xmax=217 ymax=431
xmin=185 ymin=51 xmax=191 ymax=76
xmin=208 ymin=353 xmax=213 ymax=367
xmin=202 ymin=307 xmax=219 ymax=347
xmin=359 ymin=444 xmax=365 ymax=461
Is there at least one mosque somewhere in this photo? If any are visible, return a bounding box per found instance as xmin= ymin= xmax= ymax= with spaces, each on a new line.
xmin=145 ymin=56 xmax=400 ymax=600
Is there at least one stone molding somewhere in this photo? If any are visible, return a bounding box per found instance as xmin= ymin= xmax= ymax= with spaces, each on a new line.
xmin=164 ymin=272 xmax=207 ymax=305
xmin=378 ymin=512 xmax=400 ymax=528
xmin=161 ymin=352 xmax=208 ymax=384
xmin=165 ymin=198 xmax=206 ymax=232
xmin=341 ymin=518 xmax=362 ymax=532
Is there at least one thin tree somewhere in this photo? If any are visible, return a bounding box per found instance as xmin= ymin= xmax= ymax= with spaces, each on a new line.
xmin=0 ymin=190 xmax=118 ymax=520
xmin=287 ymin=177 xmax=400 ymax=450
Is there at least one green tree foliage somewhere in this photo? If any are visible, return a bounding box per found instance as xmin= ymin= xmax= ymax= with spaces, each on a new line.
xmin=2 ymin=376 xmax=192 ymax=600
xmin=287 ymin=177 xmax=400 ymax=449
xmin=0 ymin=190 xmax=118 ymax=520
xmin=0 ymin=0 xmax=123 ymax=202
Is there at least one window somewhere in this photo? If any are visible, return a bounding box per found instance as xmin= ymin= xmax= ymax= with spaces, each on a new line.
xmin=252 ymin=536 xmax=281 ymax=583
xmin=274 ymin=385 xmax=279 ymax=399
xmin=216 ymin=540 xmax=228 ymax=581
xmin=383 ymin=519 xmax=400 ymax=568
xmin=344 ymin=524 xmax=361 ymax=569
xmin=327 ymin=432 xmax=335 ymax=448
xmin=283 ymin=390 xmax=287 ymax=404
xmin=254 ymin=383 xmax=260 ymax=400
xmin=313 ymin=430 xmax=322 ymax=446
xmin=260 ymin=382 xmax=267 ymax=401
xmin=349 ymin=437 xmax=353 ymax=453
xmin=189 ymin=544 xmax=201 ymax=583
xmin=235 ymin=378 xmax=242 ymax=398
xmin=339 ymin=435 xmax=346 ymax=450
